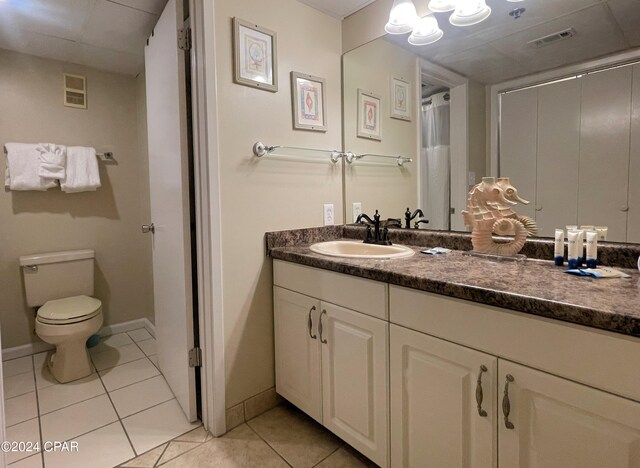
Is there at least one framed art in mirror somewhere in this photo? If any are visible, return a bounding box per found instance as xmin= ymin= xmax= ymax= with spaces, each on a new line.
xmin=233 ymin=17 xmax=278 ymax=92
xmin=390 ymin=75 xmax=411 ymax=121
xmin=357 ymin=89 xmax=382 ymax=141
xmin=291 ymin=71 xmax=327 ymax=132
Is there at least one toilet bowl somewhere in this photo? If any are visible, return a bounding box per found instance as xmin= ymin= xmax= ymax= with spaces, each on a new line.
xmin=20 ymin=249 xmax=103 ymax=383
xmin=35 ymin=295 xmax=103 ymax=383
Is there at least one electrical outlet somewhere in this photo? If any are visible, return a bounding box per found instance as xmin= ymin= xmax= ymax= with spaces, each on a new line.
xmin=323 ymin=204 xmax=334 ymax=226
xmin=352 ymin=202 xmax=362 ymax=223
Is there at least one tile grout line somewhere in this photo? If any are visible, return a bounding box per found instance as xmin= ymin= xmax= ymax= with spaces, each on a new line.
xmin=151 ymin=443 xmax=171 ymax=467
xmin=92 ymin=350 xmax=139 ymax=458
xmin=30 ymin=354 xmax=46 ymax=468
xmin=311 ymin=445 xmax=343 ymax=467
xmin=244 ymin=422 xmax=294 ymax=468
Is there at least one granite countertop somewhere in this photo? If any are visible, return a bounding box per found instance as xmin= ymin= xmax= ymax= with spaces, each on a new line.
xmin=267 ymin=228 xmax=640 ymax=338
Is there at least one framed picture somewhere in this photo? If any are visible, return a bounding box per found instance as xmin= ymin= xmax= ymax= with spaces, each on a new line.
xmin=291 ymin=72 xmax=327 ymax=132
xmin=357 ymin=89 xmax=382 ymax=141
xmin=233 ymin=18 xmax=278 ymax=92
xmin=390 ymin=76 xmax=411 ymax=121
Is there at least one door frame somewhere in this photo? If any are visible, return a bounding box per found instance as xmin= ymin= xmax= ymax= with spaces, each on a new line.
xmin=189 ymin=0 xmax=226 ymax=436
xmin=419 ymin=58 xmax=469 ymax=232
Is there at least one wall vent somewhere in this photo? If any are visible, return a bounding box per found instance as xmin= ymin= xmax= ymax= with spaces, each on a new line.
xmin=63 ymin=73 xmax=87 ymax=109
xmin=528 ymin=28 xmax=577 ymax=48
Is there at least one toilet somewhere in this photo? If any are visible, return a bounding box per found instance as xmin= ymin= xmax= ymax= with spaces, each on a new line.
xmin=20 ymin=250 xmax=103 ymax=383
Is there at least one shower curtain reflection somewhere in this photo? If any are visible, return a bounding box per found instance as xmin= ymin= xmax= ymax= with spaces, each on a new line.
xmin=421 ymin=91 xmax=451 ymax=230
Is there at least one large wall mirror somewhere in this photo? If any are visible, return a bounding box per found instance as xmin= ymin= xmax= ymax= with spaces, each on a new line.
xmin=342 ymin=0 xmax=640 ymax=242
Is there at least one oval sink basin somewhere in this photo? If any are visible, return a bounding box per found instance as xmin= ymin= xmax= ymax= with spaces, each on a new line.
xmin=309 ymin=241 xmax=415 ymax=259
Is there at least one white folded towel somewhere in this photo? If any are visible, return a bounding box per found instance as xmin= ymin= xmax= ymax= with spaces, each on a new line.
xmin=4 ymin=143 xmax=58 ymax=191
xmin=37 ymin=143 xmax=66 ymax=180
xmin=61 ymin=146 xmax=101 ymax=193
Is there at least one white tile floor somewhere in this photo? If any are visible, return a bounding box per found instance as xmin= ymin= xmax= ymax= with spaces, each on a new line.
xmin=2 ymin=328 xmax=200 ymax=468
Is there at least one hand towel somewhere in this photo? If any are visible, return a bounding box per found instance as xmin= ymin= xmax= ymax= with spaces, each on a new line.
xmin=37 ymin=143 xmax=66 ymax=180
xmin=61 ymin=146 xmax=101 ymax=193
xmin=4 ymin=143 xmax=58 ymax=191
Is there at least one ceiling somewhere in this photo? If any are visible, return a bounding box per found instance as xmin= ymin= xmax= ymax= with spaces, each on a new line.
xmin=296 ymin=0 xmax=377 ymax=19
xmin=383 ymin=0 xmax=640 ymax=84
xmin=0 ymin=0 xmax=168 ymax=76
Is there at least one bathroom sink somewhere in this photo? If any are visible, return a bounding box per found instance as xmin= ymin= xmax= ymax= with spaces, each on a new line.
xmin=309 ymin=241 xmax=415 ymax=259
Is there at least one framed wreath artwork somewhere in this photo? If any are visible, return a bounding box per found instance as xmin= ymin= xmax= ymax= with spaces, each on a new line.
xmin=233 ymin=18 xmax=278 ymax=92
xmin=291 ymin=72 xmax=327 ymax=132
xmin=357 ymin=89 xmax=381 ymax=141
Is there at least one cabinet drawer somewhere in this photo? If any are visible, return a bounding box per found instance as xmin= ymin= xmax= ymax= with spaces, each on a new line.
xmin=390 ymin=285 xmax=640 ymax=403
xmin=274 ymin=260 xmax=388 ymax=320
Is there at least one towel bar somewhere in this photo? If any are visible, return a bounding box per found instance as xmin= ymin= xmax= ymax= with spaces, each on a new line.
xmin=3 ymin=145 xmax=114 ymax=162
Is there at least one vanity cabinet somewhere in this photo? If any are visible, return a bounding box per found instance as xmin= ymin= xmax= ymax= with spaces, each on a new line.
xmin=273 ymin=261 xmax=389 ymax=467
xmin=274 ymin=261 xmax=640 ymax=467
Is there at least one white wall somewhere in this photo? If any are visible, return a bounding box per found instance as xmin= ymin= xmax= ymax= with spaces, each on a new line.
xmin=0 ymin=48 xmax=154 ymax=349
xmin=212 ymin=0 xmax=343 ymax=408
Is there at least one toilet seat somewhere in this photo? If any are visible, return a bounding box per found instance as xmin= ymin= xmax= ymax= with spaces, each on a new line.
xmin=37 ymin=295 xmax=102 ymax=325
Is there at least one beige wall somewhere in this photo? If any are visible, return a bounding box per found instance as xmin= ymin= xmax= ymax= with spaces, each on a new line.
xmin=213 ymin=0 xmax=343 ymax=407
xmin=0 ymin=48 xmax=154 ymax=348
xmin=343 ymin=38 xmax=419 ymax=221
xmin=468 ymin=81 xmax=486 ymax=186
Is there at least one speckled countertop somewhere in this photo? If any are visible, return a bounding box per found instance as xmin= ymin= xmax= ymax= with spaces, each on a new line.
xmin=266 ymin=227 xmax=640 ymax=337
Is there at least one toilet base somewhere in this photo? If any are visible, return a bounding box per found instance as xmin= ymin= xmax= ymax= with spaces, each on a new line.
xmin=48 ymin=343 xmax=94 ymax=383
xmin=35 ymin=312 xmax=103 ymax=384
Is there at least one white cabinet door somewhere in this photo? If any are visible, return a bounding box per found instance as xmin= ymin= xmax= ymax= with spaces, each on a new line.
xmin=390 ymin=324 xmax=497 ymax=468
xmin=498 ymin=360 xmax=640 ymax=468
xmin=274 ymin=287 xmax=322 ymax=423
xmin=321 ymin=302 xmax=389 ymax=467
xmin=579 ymin=66 xmax=632 ymax=242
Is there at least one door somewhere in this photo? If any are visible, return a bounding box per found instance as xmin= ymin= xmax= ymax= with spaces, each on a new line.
xmin=273 ymin=287 xmax=322 ymax=422
xmin=628 ymin=64 xmax=640 ymax=243
xmin=578 ymin=66 xmax=632 ymax=241
xmin=145 ymin=0 xmax=197 ymax=421
xmin=498 ymin=360 xmax=640 ymax=468
xmin=320 ymin=302 xmax=389 ymax=467
xmin=390 ymin=324 xmax=497 ymax=468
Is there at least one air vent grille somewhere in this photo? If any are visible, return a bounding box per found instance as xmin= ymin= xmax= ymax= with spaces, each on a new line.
xmin=63 ymin=73 xmax=87 ymax=109
xmin=528 ymin=28 xmax=577 ymax=48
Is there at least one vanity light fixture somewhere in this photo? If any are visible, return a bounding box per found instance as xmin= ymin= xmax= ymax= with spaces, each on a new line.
xmin=385 ymin=0 xmax=420 ymax=34
xmin=408 ymin=15 xmax=444 ymax=46
xmin=449 ymin=0 xmax=492 ymax=27
xmin=427 ymin=0 xmax=458 ymax=13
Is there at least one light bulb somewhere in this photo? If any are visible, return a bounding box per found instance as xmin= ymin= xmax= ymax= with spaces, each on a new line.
xmin=408 ymin=15 xmax=444 ymax=46
xmin=428 ymin=0 xmax=458 ymax=13
xmin=385 ymin=0 xmax=419 ymax=35
xmin=449 ymin=0 xmax=491 ymax=27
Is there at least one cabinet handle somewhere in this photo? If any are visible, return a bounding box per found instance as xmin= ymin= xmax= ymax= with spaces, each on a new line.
xmin=476 ymin=365 xmax=488 ymax=417
xmin=307 ymin=306 xmax=317 ymax=340
xmin=319 ymin=309 xmax=327 ymax=344
xmin=502 ymin=374 xmax=515 ymax=429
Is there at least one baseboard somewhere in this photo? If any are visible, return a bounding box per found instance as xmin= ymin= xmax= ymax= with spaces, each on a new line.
xmin=3 ymin=316 xmax=156 ymax=361
xmin=225 ymin=387 xmax=283 ymax=432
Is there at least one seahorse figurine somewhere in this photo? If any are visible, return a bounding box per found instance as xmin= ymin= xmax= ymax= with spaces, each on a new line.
xmin=462 ymin=177 xmax=536 ymax=256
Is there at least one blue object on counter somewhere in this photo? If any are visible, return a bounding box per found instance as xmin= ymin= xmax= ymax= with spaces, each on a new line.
xmin=586 ymin=259 xmax=597 ymax=268
xmin=565 ymin=269 xmax=603 ymax=278
xmin=554 ymin=256 xmax=564 ymax=267
xmin=568 ymin=258 xmax=579 ymax=269
xmin=86 ymin=334 xmax=101 ymax=348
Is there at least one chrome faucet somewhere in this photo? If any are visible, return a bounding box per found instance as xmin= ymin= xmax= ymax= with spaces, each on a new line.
xmin=405 ymin=208 xmax=424 ymax=228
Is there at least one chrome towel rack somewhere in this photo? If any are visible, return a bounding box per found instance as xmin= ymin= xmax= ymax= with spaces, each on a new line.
xmin=252 ymin=142 xmax=412 ymax=167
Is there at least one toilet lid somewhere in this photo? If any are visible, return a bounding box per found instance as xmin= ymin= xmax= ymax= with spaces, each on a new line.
xmin=37 ymin=295 xmax=102 ymax=324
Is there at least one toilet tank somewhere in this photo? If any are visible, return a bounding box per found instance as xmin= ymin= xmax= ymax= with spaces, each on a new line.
xmin=20 ymin=250 xmax=95 ymax=307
